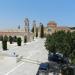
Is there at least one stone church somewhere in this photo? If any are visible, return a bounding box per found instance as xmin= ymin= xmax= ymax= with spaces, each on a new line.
xmin=44 ymin=21 xmax=70 ymax=35
xmin=0 ymin=18 xmax=72 ymax=41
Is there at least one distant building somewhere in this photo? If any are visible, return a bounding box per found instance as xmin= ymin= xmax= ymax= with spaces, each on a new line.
xmin=0 ymin=19 xmax=74 ymax=41
xmin=0 ymin=18 xmax=33 ymax=42
xmin=44 ymin=21 xmax=70 ymax=35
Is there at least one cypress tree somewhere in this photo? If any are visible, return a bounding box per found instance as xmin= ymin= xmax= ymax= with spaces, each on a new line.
xmin=4 ymin=35 xmax=8 ymax=41
xmin=13 ymin=36 xmax=17 ymax=42
xmin=36 ymin=27 xmax=38 ymax=37
xmin=17 ymin=37 xmax=22 ymax=46
xmin=2 ymin=36 xmax=8 ymax=50
xmin=0 ymin=36 xmax=3 ymax=41
xmin=40 ymin=23 xmax=44 ymax=38
xmin=9 ymin=36 xmax=13 ymax=44
xmin=24 ymin=36 xmax=27 ymax=43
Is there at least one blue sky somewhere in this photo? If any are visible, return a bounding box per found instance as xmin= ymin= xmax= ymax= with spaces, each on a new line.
xmin=0 ymin=0 xmax=75 ymax=29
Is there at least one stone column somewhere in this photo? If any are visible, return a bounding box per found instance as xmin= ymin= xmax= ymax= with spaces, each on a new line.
xmin=38 ymin=23 xmax=41 ymax=37
xmin=24 ymin=18 xmax=29 ymax=33
xmin=24 ymin=18 xmax=30 ymax=42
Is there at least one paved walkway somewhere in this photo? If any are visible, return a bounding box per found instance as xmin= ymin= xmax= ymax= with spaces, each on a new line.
xmin=0 ymin=38 xmax=48 ymax=75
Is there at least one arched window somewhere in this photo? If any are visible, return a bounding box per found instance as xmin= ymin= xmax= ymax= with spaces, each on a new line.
xmin=48 ymin=28 xmax=51 ymax=32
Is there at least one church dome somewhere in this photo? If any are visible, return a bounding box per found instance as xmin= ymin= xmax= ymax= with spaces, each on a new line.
xmin=47 ymin=21 xmax=57 ymax=28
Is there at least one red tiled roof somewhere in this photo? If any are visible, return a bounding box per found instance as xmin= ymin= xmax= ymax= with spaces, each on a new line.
xmin=47 ymin=21 xmax=57 ymax=27
xmin=57 ymin=26 xmax=66 ymax=29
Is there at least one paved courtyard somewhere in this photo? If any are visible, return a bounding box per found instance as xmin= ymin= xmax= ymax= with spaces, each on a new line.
xmin=0 ymin=38 xmax=48 ymax=75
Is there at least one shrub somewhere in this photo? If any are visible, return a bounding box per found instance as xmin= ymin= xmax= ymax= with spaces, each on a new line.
xmin=4 ymin=35 xmax=8 ymax=41
xmin=13 ymin=36 xmax=17 ymax=42
xmin=17 ymin=37 xmax=22 ymax=46
xmin=24 ymin=36 xmax=27 ymax=43
xmin=9 ymin=36 xmax=13 ymax=44
xmin=2 ymin=36 xmax=8 ymax=50
xmin=0 ymin=36 xmax=3 ymax=41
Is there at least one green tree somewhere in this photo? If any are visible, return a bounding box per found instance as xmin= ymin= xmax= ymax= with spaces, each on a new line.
xmin=40 ymin=23 xmax=44 ymax=38
xmin=4 ymin=35 xmax=8 ymax=41
xmin=2 ymin=40 xmax=7 ymax=50
xmin=9 ymin=36 xmax=13 ymax=44
xmin=36 ymin=27 xmax=38 ymax=37
xmin=45 ymin=34 xmax=56 ymax=54
xmin=13 ymin=36 xmax=17 ymax=42
xmin=0 ymin=36 xmax=3 ymax=41
xmin=2 ymin=36 xmax=8 ymax=50
xmin=17 ymin=37 xmax=22 ymax=46
xmin=24 ymin=36 xmax=27 ymax=43
xmin=45 ymin=31 xmax=75 ymax=63
xmin=70 ymin=31 xmax=75 ymax=63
